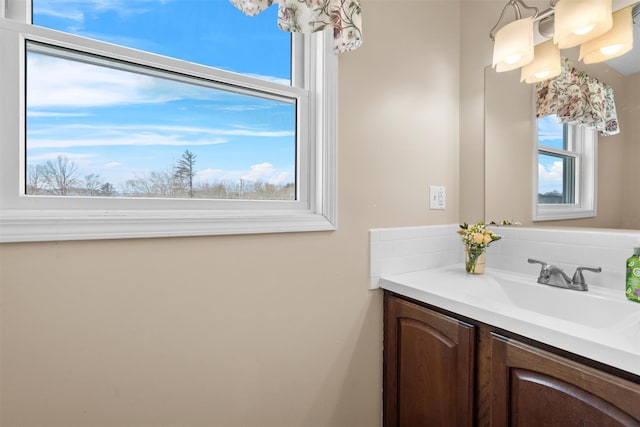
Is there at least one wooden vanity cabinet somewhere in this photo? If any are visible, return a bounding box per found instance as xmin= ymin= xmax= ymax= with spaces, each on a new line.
xmin=383 ymin=293 xmax=475 ymax=427
xmin=490 ymin=334 xmax=640 ymax=426
xmin=383 ymin=291 xmax=640 ymax=427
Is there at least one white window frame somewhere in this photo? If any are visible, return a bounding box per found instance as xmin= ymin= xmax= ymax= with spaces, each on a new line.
xmin=0 ymin=2 xmax=337 ymax=242
xmin=533 ymin=118 xmax=597 ymax=222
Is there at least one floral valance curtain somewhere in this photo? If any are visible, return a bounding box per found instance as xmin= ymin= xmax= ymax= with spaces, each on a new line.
xmin=230 ymin=0 xmax=362 ymax=54
xmin=536 ymin=58 xmax=619 ymax=136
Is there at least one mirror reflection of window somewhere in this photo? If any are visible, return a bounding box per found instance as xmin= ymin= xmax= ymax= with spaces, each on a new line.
xmin=537 ymin=115 xmax=576 ymax=205
xmin=534 ymin=114 xmax=597 ymax=221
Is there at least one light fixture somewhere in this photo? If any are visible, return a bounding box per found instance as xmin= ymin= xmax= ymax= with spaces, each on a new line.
xmin=521 ymin=40 xmax=561 ymax=83
xmin=493 ymin=17 xmax=536 ymax=72
xmin=579 ymin=5 xmax=634 ymax=64
xmin=553 ymin=0 xmax=613 ymax=49
xmin=490 ymin=0 xmax=539 ymax=72
xmin=489 ymin=0 xmax=631 ymax=84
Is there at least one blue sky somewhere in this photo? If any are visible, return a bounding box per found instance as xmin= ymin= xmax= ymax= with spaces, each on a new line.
xmin=537 ymin=115 xmax=565 ymax=194
xmin=27 ymin=0 xmax=295 ymax=190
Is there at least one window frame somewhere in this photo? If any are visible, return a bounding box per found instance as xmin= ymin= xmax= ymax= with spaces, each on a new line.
xmin=0 ymin=2 xmax=337 ymax=242
xmin=533 ymin=116 xmax=597 ymax=222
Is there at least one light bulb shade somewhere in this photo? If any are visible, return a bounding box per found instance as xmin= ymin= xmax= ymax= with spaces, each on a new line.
xmin=521 ymin=40 xmax=561 ymax=83
xmin=492 ymin=17 xmax=535 ymax=72
xmin=553 ymin=0 xmax=613 ymax=49
xmin=579 ymin=6 xmax=633 ymax=64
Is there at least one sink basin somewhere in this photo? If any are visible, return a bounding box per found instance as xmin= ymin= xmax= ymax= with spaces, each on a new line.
xmin=491 ymin=273 xmax=640 ymax=329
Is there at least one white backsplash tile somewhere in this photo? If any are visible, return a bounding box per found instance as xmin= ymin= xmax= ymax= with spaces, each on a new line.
xmin=370 ymin=224 xmax=640 ymax=291
xmin=369 ymin=225 xmax=461 ymax=289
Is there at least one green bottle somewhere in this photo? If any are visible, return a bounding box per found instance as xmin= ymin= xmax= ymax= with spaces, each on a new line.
xmin=626 ymin=247 xmax=640 ymax=303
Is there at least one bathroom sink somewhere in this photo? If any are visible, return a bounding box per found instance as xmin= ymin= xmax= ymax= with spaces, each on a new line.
xmin=379 ymin=265 xmax=640 ymax=375
xmin=492 ymin=273 xmax=640 ymax=329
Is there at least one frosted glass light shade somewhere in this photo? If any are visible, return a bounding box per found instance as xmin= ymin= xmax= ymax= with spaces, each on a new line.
xmin=521 ymin=40 xmax=561 ymax=83
xmin=553 ymin=0 xmax=613 ymax=49
xmin=579 ymin=6 xmax=633 ymax=64
xmin=492 ymin=17 xmax=535 ymax=72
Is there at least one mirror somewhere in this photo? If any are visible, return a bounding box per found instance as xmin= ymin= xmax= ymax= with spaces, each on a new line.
xmin=485 ymin=21 xmax=640 ymax=229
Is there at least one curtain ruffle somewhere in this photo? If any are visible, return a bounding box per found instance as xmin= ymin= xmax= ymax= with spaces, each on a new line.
xmin=230 ymin=0 xmax=362 ymax=54
xmin=536 ymin=58 xmax=619 ymax=136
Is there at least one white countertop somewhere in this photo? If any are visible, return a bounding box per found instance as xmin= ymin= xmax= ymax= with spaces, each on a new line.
xmin=380 ymin=265 xmax=640 ymax=377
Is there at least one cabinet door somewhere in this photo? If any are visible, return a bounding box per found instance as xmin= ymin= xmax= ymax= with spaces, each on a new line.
xmin=384 ymin=293 xmax=475 ymax=427
xmin=490 ymin=333 xmax=640 ymax=426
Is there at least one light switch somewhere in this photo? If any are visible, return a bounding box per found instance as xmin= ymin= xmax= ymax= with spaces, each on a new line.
xmin=429 ymin=186 xmax=446 ymax=210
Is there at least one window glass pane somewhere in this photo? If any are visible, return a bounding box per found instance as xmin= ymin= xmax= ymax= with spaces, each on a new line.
xmin=538 ymin=114 xmax=566 ymax=150
xmin=538 ymin=152 xmax=575 ymax=204
xmin=26 ymin=46 xmax=296 ymax=200
xmin=31 ymin=0 xmax=292 ymax=84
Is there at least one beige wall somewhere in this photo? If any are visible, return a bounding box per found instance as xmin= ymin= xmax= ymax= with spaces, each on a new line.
xmin=460 ymin=1 xmax=509 ymax=224
xmin=0 ymin=1 xmax=461 ymax=426
xmin=621 ymin=72 xmax=640 ymax=229
xmin=484 ymin=66 xmax=534 ymax=224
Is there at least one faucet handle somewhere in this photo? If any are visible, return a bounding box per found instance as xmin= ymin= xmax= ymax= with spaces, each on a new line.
xmin=528 ymin=259 xmax=551 ymax=281
xmin=528 ymin=258 xmax=549 ymax=269
xmin=572 ymin=266 xmax=602 ymax=286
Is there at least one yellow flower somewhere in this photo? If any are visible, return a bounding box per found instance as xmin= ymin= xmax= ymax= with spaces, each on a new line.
xmin=458 ymin=221 xmax=502 ymax=250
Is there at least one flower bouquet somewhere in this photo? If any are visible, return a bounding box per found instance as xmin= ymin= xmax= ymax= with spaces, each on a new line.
xmin=457 ymin=222 xmax=501 ymax=274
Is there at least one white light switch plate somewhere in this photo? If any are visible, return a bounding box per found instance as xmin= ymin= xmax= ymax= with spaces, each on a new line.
xmin=429 ymin=186 xmax=446 ymax=210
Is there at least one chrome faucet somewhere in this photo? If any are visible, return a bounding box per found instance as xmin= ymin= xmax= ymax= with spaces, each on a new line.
xmin=527 ymin=259 xmax=601 ymax=291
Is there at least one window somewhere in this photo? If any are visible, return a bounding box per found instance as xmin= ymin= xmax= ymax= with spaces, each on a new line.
xmin=25 ymin=42 xmax=296 ymax=201
xmin=534 ymin=115 xmax=597 ymax=221
xmin=0 ymin=1 xmax=337 ymax=242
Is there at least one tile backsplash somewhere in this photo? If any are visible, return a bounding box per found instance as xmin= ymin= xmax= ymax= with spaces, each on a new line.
xmin=369 ymin=225 xmax=461 ymax=289
xmin=370 ymin=224 xmax=640 ymax=291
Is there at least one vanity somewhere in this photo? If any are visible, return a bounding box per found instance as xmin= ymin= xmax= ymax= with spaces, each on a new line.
xmin=371 ymin=225 xmax=640 ymax=426
xmin=384 ymin=1 xmax=640 ymax=423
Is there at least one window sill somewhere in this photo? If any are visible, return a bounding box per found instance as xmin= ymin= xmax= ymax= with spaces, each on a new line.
xmin=0 ymin=209 xmax=337 ymax=242
xmin=533 ymin=206 xmax=597 ymax=222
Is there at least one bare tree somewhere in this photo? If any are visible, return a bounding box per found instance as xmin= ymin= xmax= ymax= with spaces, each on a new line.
xmin=84 ymin=173 xmax=105 ymax=196
xmin=40 ymin=155 xmax=80 ymax=195
xmin=26 ymin=164 xmax=46 ymax=195
xmin=174 ymin=149 xmax=197 ymax=197
xmin=124 ymin=170 xmax=177 ymax=197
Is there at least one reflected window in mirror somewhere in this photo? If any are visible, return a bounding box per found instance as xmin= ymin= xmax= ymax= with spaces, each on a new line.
xmin=534 ymin=115 xmax=597 ymax=221
xmin=538 ymin=117 xmax=575 ymax=204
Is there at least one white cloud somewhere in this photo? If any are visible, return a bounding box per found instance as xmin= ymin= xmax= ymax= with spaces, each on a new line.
xmin=218 ymin=105 xmax=282 ymax=113
xmin=27 ymin=123 xmax=292 ymax=149
xmin=27 ymin=53 xmax=179 ymax=108
xmin=538 ymin=161 xmax=563 ymax=193
xmin=27 ymin=111 xmax=91 ymax=118
xmin=104 ymin=162 xmax=122 ymax=168
xmin=537 ymin=116 xmax=564 ymax=142
xmin=196 ymin=163 xmax=294 ymax=186
xmin=27 ymin=52 xmax=293 ymax=114
xmin=28 ymin=135 xmax=228 ymax=149
xmin=241 ymin=162 xmax=291 ymax=185
xmin=244 ymin=73 xmax=291 ymax=87
xmin=135 ymin=125 xmax=293 ymax=138
xmin=27 ymin=152 xmax=97 ymax=163
xmin=29 ymin=0 xmax=291 ymax=108
xmin=33 ymin=6 xmax=84 ymax=22
xmin=196 ymin=168 xmax=226 ymax=183
xmin=32 ymin=0 xmax=173 ymax=23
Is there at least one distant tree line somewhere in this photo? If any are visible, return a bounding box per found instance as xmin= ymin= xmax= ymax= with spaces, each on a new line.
xmin=26 ymin=150 xmax=294 ymax=200
xmin=538 ymin=190 xmax=564 ymax=204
